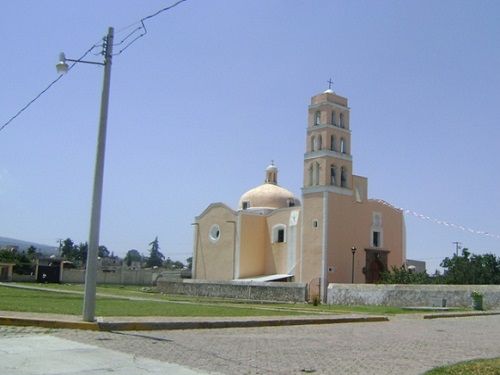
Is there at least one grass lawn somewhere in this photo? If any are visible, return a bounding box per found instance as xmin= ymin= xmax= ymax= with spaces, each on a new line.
xmin=424 ymin=357 xmax=500 ymax=374
xmin=0 ymin=282 xmax=457 ymax=317
xmin=0 ymin=284 xmax=308 ymax=317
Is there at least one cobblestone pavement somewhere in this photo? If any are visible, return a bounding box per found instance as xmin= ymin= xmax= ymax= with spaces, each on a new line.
xmin=3 ymin=315 xmax=500 ymax=375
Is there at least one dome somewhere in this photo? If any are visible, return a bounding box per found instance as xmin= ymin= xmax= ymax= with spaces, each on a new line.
xmin=238 ymin=163 xmax=300 ymax=210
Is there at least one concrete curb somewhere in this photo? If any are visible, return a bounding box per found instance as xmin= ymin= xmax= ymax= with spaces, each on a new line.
xmin=423 ymin=311 xmax=500 ymax=319
xmin=97 ymin=316 xmax=389 ymax=331
xmin=0 ymin=315 xmax=388 ymax=331
xmin=0 ymin=315 xmax=99 ymax=330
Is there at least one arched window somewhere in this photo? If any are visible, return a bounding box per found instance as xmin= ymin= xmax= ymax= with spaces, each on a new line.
xmin=314 ymin=111 xmax=321 ymax=126
xmin=339 ymin=113 xmax=344 ymax=128
xmin=330 ymin=135 xmax=336 ymax=151
xmin=313 ymin=135 xmax=322 ymax=151
xmin=308 ymin=164 xmax=313 ymax=186
xmin=330 ymin=165 xmax=337 ymax=186
xmin=272 ymin=224 xmax=286 ymax=243
xmin=331 ymin=111 xmax=336 ymax=126
xmin=310 ymin=136 xmax=315 ymax=152
xmin=314 ymin=162 xmax=320 ymax=185
xmin=340 ymin=138 xmax=345 ymax=153
xmin=341 ymin=167 xmax=347 ymax=188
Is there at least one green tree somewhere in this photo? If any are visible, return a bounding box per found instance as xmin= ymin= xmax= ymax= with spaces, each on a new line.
xmin=186 ymin=256 xmax=193 ymax=270
xmin=60 ymin=238 xmax=78 ymax=261
xmin=98 ymin=245 xmax=110 ymax=258
xmin=0 ymin=249 xmax=34 ymax=275
xmin=145 ymin=236 xmax=164 ymax=268
xmin=124 ymin=249 xmax=142 ymax=267
xmin=440 ymin=248 xmax=500 ymax=284
xmin=380 ymin=265 xmax=431 ymax=284
xmin=164 ymin=257 xmax=184 ymax=270
xmin=26 ymin=245 xmax=38 ymax=260
xmin=77 ymin=242 xmax=88 ymax=265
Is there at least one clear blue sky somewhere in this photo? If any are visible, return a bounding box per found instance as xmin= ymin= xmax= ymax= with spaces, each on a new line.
xmin=1 ymin=1 xmax=499 ymax=273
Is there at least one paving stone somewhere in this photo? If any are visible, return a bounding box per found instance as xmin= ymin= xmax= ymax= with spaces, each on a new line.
xmin=46 ymin=314 xmax=500 ymax=374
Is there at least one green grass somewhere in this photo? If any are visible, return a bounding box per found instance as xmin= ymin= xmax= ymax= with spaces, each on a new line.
xmin=0 ymin=282 xmax=463 ymax=317
xmin=0 ymin=285 xmax=310 ymax=317
xmin=424 ymin=358 xmax=500 ymax=375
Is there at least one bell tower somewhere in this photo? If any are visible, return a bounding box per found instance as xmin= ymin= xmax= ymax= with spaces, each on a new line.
xmin=303 ymin=88 xmax=353 ymax=194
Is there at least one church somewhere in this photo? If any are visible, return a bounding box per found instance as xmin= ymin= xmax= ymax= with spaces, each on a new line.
xmin=191 ymin=88 xmax=406 ymax=300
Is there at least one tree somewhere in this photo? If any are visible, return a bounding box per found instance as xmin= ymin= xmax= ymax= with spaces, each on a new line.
xmin=145 ymin=236 xmax=164 ymax=268
xmin=441 ymin=248 xmax=500 ymax=284
xmin=77 ymin=242 xmax=88 ymax=265
xmin=26 ymin=245 xmax=38 ymax=260
xmin=124 ymin=249 xmax=142 ymax=267
xmin=186 ymin=256 xmax=193 ymax=270
xmin=164 ymin=257 xmax=184 ymax=270
xmin=0 ymin=248 xmax=34 ymax=275
xmin=60 ymin=238 xmax=78 ymax=260
xmin=380 ymin=265 xmax=432 ymax=284
xmin=98 ymin=245 xmax=110 ymax=258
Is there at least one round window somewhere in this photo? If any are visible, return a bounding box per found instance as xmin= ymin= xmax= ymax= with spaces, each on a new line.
xmin=209 ymin=224 xmax=221 ymax=242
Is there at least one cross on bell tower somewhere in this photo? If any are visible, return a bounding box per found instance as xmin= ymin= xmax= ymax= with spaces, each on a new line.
xmin=327 ymin=78 xmax=334 ymax=90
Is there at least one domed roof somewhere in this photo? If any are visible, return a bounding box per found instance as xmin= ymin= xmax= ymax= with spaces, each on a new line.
xmin=238 ymin=163 xmax=300 ymax=210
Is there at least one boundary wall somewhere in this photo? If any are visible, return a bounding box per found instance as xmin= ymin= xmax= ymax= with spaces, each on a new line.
xmin=157 ymin=279 xmax=307 ymax=302
xmin=327 ymin=283 xmax=500 ymax=309
xmin=61 ymin=269 xmax=184 ymax=285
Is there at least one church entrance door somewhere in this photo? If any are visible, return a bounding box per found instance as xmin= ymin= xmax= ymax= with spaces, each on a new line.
xmin=364 ymin=250 xmax=388 ymax=283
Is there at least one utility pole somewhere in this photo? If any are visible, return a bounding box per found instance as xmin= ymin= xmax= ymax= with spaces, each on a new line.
xmin=452 ymin=241 xmax=461 ymax=257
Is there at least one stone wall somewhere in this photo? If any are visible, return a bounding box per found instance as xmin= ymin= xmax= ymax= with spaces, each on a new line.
xmin=327 ymin=283 xmax=500 ymax=309
xmin=60 ymin=269 xmax=184 ymax=286
xmin=157 ymin=279 xmax=307 ymax=302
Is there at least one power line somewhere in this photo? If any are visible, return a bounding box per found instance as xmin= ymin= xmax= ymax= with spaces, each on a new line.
xmin=0 ymin=0 xmax=188 ymax=134
xmin=0 ymin=44 xmax=99 ymax=133
xmin=114 ymin=0 xmax=188 ymax=56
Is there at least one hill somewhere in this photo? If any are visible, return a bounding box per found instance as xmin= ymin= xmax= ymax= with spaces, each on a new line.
xmin=0 ymin=236 xmax=58 ymax=256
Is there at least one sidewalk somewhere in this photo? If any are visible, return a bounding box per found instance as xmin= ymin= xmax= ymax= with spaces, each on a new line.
xmin=0 ymin=333 xmax=212 ymax=375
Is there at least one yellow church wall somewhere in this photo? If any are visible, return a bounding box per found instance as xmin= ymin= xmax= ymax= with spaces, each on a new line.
xmin=265 ymin=209 xmax=295 ymax=276
xmin=238 ymin=213 xmax=268 ymax=278
xmin=193 ymin=204 xmax=237 ymax=280
xmin=325 ymin=194 xmax=405 ymax=284
xmin=366 ymin=200 xmax=405 ymax=267
xmin=300 ymin=193 xmax=324 ymax=288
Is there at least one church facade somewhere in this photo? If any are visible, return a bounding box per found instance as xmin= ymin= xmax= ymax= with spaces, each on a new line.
xmin=192 ymin=88 xmax=406 ymax=300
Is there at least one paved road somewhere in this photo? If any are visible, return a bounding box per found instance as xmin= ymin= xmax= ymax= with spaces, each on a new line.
xmin=2 ymin=314 xmax=500 ymax=374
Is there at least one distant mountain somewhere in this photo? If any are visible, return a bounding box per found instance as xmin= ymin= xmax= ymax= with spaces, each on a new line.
xmin=0 ymin=236 xmax=58 ymax=256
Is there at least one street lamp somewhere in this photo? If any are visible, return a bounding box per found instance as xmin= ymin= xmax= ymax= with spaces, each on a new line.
xmin=57 ymin=27 xmax=114 ymax=322
xmin=351 ymin=246 xmax=356 ymax=283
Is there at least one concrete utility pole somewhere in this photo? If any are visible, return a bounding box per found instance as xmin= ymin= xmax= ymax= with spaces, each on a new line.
xmin=56 ymin=27 xmax=114 ymax=322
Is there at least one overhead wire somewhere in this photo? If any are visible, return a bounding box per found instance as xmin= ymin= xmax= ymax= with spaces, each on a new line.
xmin=0 ymin=0 xmax=188 ymax=134
xmin=0 ymin=44 xmax=99 ymax=133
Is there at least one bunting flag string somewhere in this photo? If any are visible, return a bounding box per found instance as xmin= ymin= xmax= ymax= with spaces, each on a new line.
xmin=372 ymin=199 xmax=500 ymax=240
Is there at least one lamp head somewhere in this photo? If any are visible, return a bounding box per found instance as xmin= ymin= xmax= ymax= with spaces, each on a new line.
xmin=351 ymin=246 xmax=357 ymax=254
xmin=56 ymin=52 xmax=69 ymax=74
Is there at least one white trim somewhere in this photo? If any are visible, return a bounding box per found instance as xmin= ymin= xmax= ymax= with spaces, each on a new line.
xmin=192 ymin=223 xmax=199 ymax=279
xmin=302 ymin=185 xmax=353 ymax=196
xmin=272 ymin=224 xmax=287 ymax=243
xmin=234 ymin=274 xmax=292 ymax=282
xmin=234 ymin=215 xmax=241 ymax=279
xmin=306 ymin=124 xmax=351 ymax=135
xmin=308 ymin=102 xmax=349 ymax=111
xmin=304 ymin=150 xmax=352 ymax=162
xmin=208 ymin=224 xmax=221 ymax=243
